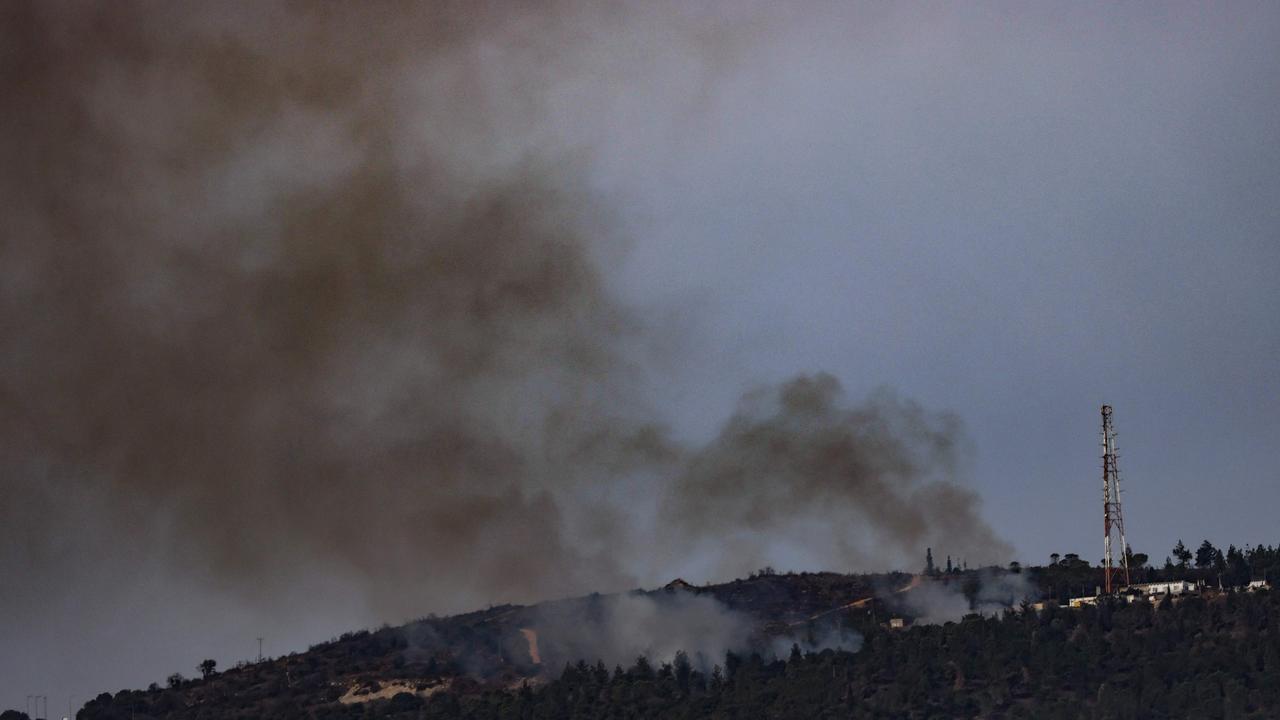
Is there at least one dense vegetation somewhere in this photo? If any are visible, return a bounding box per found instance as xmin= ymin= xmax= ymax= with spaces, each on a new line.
xmin=8 ymin=540 xmax=1279 ymax=720
xmin=442 ymin=590 xmax=1280 ymax=719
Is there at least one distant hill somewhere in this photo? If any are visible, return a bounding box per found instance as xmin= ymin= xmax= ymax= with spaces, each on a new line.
xmin=26 ymin=541 xmax=1280 ymax=719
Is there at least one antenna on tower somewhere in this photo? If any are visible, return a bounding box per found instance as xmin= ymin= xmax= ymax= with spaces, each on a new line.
xmin=1101 ymin=405 xmax=1131 ymax=593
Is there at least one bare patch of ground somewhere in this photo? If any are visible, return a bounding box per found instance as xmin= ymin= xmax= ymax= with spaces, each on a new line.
xmin=338 ymin=679 xmax=451 ymax=705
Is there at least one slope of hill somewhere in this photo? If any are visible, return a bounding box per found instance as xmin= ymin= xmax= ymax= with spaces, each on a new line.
xmin=60 ymin=570 xmax=910 ymax=719
xmin=25 ymin=543 xmax=1280 ymax=719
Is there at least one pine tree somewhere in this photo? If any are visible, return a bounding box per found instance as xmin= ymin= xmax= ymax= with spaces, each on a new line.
xmin=1173 ymin=539 xmax=1192 ymax=567
xmin=674 ymin=651 xmax=692 ymax=693
xmin=1195 ymin=540 xmax=1218 ymax=569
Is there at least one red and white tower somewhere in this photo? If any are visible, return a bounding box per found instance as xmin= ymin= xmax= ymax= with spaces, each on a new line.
xmin=1101 ymin=405 xmax=1130 ymax=593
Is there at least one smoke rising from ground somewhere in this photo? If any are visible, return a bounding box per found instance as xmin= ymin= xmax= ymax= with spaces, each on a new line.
xmin=529 ymin=592 xmax=751 ymax=673
xmin=1 ymin=0 xmax=1007 ymax=703
xmin=664 ymin=375 xmax=1011 ymax=579
xmin=889 ymin=570 xmax=1039 ymax=625
xmin=527 ymin=588 xmax=862 ymax=673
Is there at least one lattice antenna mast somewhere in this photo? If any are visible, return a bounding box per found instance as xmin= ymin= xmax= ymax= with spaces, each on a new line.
xmin=1101 ymin=405 xmax=1130 ymax=593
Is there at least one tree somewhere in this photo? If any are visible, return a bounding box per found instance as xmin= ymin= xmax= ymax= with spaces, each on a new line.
xmin=674 ymin=651 xmax=692 ymax=693
xmin=630 ymin=655 xmax=653 ymax=680
xmin=198 ymin=659 xmax=217 ymax=679
xmin=962 ymin=573 xmax=981 ymax=609
xmin=926 ymin=548 xmax=936 ymax=576
xmin=1050 ymin=553 xmax=1061 ymax=566
xmin=1196 ymin=540 xmax=1218 ymax=569
xmin=947 ymin=555 xmax=954 ymax=573
xmin=1172 ymin=540 xmax=1192 ymax=567
xmin=1060 ymin=553 xmax=1090 ymax=569
xmin=167 ymin=673 xmax=185 ymax=689
xmin=1226 ymin=545 xmax=1250 ymax=586
xmin=724 ymin=651 xmax=742 ymax=682
xmin=387 ymin=692 xmax=422 ymax=713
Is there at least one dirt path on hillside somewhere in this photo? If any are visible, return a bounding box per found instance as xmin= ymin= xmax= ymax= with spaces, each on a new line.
xmin=520 ymin=627 xmax=541 ymax=664
xmin=789 ymin=575 xmax=922 ymax=627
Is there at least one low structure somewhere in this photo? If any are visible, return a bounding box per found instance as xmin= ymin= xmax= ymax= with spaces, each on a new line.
xmin=1128 ymin=580 xmax=1194 ymax=599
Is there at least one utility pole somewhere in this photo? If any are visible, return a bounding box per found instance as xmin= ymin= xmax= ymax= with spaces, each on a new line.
xmin=1101 ymin=405 xmax=1131 ymax=594
xmin=27 ymin=694 xmax=47 ymax=720
xmin=26 ymin=694 xmax=48 ymax=720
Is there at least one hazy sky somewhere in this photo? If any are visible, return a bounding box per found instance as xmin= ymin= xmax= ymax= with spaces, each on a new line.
xmin=619 ymin=2 xmax=1280 ymax=567
xmin=3 ymin=1 xmax=1278 ymax=712
xmin=612 ymin=1 xmax=1280 ymax=560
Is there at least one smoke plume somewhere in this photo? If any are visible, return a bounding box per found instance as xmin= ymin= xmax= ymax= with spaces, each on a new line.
xmin=1 ymin=0 xmax=654 ymax=622
xmin=0 ymin=0 xmax=1007 ymax=700
xmin=529 ymin=591 xmax=751 ymax=672
xmin=663 ymin=374 xmax=1011 ymax=579
xmin=889 ymin=570 xmax=1038 ymax=625
xmin=526 ymin=587 xmax=861 ymax=673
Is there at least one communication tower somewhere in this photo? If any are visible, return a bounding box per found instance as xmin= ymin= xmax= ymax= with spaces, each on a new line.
xmin=1101 ymin=405 xmax=1130 ymax=593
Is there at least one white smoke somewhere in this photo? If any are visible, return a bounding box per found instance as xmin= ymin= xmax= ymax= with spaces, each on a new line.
xmin=892 ymin=569 xmax=1038 ymax=625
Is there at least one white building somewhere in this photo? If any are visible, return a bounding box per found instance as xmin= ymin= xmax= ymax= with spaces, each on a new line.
xmin=1129 ymin=580 xmax=1194 ymax=597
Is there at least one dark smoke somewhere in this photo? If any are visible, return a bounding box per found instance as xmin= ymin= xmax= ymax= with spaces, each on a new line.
xmin=663 ymin=374 xmax=1011 ymax=578
xmin=1 ymin=1 xmax=639 ymax=621
xmin=0 ymin=0 xmax=1007 ymax=701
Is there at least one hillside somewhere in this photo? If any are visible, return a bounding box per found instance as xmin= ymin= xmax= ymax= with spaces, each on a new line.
xmin=67 ymin=570 xmax=884 ymax=720
xmin=25 ymin=541 xmax=1280 ymax=719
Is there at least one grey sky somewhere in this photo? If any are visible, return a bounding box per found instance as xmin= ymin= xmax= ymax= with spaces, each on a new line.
xmin=3 ymin=1 xmax=1278 ymax=712
xmin=605 ymin=1 xmax=1280 ymax=567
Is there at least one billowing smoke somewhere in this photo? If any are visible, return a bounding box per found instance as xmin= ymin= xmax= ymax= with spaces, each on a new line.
xmin=527 ymin=588 xmax=862 ymax=673
xmin=0 ymin=0 xmax=1006 ymax=701
xmin=768 ymin=620 xmax=864 ymax=660
xmin=528 ymin=591 xmax=751 ymax=672
xmin=0 ymin=0 xmax=720 ymax=625
xmin=663 ymin=374 xmax=1011 ymax=579
xmin=890 ymin=570 xmax=1039 ymax=625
